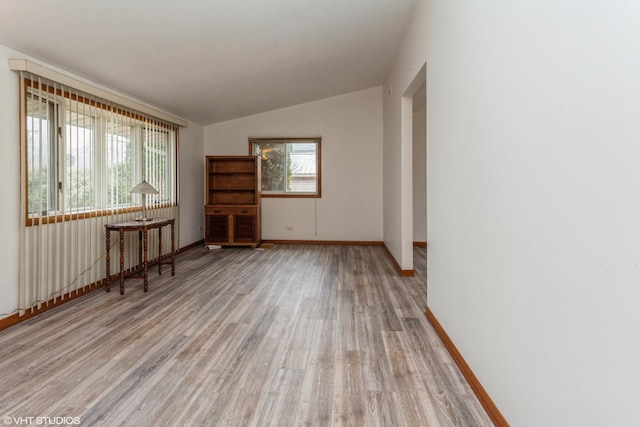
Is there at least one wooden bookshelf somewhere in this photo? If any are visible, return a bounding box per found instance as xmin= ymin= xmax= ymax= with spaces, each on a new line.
xmin=204 ymin=156 xmax=261 ymax=247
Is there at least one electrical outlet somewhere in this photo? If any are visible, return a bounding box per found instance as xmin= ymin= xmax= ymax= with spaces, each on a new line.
xmin=286 ymin=226 xmax=293 ymax=231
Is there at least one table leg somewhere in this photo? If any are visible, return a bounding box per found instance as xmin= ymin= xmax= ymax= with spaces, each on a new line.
xmin=105 ymin=228 xmax=111 ymax=292
xmin=119 ymin=229 xmax=125 ymax=295
xmin=138 ymin=230 xmax=143 ymax=268
xmin=143 ymin=229 xmax=149 ymax=292
xmin=158 ymin=226 xmax=163 ymax=275
xmin=171 ymin=221 xmax=176 ymax=276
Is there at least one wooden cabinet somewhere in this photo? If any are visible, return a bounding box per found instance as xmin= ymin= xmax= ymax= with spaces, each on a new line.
xmin=204 ymin=156 xmax=261 ymax=247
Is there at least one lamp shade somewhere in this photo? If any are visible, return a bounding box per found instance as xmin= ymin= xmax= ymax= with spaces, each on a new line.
xmin=130 ymin=180 xmax=159 ymax=194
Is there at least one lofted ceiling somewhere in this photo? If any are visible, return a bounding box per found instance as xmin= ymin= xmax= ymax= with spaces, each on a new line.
xmin=0 ymin=0 xmax=417 ymax=125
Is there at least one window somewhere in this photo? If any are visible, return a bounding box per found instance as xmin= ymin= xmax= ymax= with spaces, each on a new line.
xmin=249 ymin=138 xmax=321 ymax=197
xmin=24 ymin=78 xmax=177 ymax=224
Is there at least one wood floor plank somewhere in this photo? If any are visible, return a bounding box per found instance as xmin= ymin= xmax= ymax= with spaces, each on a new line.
xmin=382 ymin=331 xmax=443 ymax=426
xmin=294 ymin=318 xmax=335 ymax=426
xmin=402 ymin=316 xmax=477 ymax=426
xmin=332 ymin=350 xmax=366 ymax=426
xmin=255 ymin=368 xmax=304 ymax=427
xmin=363 ymin=391 xmax=403 ymax=427
xmin=0 ymin=244 xmax=492 ymax=426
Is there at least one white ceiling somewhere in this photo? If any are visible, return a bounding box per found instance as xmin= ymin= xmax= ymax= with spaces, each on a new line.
xmin=0 ymin=0 xmax=417 ymax=125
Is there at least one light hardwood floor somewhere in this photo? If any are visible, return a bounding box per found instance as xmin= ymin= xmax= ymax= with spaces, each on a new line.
xmin=0 ymin=244 xmax=491 ymax=426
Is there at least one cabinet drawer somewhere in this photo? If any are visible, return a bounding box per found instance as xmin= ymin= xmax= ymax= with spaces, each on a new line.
xmin=205 ymin=206 xmax=257 ymax=216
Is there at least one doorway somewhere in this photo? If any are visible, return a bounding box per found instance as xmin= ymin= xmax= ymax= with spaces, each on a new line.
xmin=412 ymin=81 xmax=427 ymax=302
xmin=401 ymin=63 xmax=427 ymax=301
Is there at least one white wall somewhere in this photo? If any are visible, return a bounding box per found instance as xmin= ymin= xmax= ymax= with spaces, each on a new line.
xmin=0 ymin=44 xmax=22 ymax=317
xmin=178 ymin=121 xmax=204 ymax=247
xmin=203 ymin=87 xmax=383 ymax=242
xmin=384 ymin=0 xmax=640 ymax=425
xmin=0 ymin=44 xmax=203 ymax=320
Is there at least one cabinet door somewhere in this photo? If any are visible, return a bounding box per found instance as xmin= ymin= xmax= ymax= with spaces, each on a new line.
xmin=206 ymin=214 xmax=230 ymax=243
xmin=233 ymin=215 xmax=256 ymax=243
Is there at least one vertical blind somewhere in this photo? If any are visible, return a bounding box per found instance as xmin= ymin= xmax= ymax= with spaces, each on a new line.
xmin=19 ymin=72 xmax=179 ymax=314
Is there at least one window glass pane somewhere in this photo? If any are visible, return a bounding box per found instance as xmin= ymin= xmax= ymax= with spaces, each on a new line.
xmin=143 ymin=128 xmax=170 ymax=203
xmin=255 ymin=142 xmax=286 ymax=193
xmin=65 ymin=111 xmax=95 ymax=212
xmin=106 ymin=121 xmax=133 ymax=208
xmin=288 ymin=142 xmax=317 ymax=193
xmin=26 ymin=93 xmax=55 ymax=215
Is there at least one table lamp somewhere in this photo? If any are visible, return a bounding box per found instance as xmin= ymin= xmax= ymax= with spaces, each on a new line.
xmin=130 ymin=180 xmax=159 ymax=221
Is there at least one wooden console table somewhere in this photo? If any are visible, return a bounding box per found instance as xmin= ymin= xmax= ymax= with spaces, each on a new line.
xmin=105 ymin=218 xmax=175 ymax=295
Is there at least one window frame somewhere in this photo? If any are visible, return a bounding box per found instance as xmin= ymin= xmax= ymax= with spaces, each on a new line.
xmin=249 ymin=137 xmax=322 ymax=198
